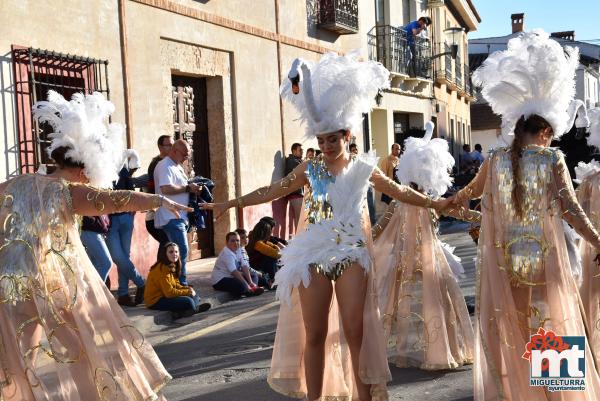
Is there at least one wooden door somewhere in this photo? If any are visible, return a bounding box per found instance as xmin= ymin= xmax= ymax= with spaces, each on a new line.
xmin=172 ymin=76 xmax=214 ymax=258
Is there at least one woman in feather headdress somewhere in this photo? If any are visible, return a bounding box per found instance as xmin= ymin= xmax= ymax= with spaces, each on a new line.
xmin=574 ymin=107 xmax=600 ymax=369
xmin=451 ymin=30 xmax=600 ymax=400
xmin=0 ymin=91 xmax=191 ymax=400
xmin=371 ymin=121 xmax=478 ymax=371
xmin=203 ymin=51 xmax=451 ymax=401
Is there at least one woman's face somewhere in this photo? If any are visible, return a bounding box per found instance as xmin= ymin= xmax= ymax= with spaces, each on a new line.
xmin=166 ymin=245 xmax=180 ymax=263
xmin=239 ymin=233 xmax=249 ymax=247
xmin=316 ymin=131 xmax=350 ymax=162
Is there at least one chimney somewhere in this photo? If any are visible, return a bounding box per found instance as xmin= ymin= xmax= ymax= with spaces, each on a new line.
xmin=511 ymin=13 xmax=524 ymax=33
xmin=551 ymin=31 xmax=575 ymax=41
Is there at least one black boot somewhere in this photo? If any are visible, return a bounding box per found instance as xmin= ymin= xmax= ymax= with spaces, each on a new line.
xmin=134 ymin=286 xmax=145 ymax=305
xmin=117 ymin=295 xmax=136 ymax=307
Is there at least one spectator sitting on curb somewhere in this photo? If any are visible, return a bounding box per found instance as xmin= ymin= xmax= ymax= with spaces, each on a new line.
xmin=259 ymin=216 xmax=288 ymax=247
xmin=212 ymin=232 xmax=265 ymax=298
xmin=235 ymin=228 xmax=270 ymax=290
xmin=145 ymin=242 xmax=211 ymax=319
xmin=247 ymin=220 xmax=281 ymax=288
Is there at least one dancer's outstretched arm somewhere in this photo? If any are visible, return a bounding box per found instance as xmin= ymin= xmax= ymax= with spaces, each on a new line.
xmin=552 ymin=153 xmax=600 ymax=250
xmin=371 ymin=200 xmax=399 ymax=240
xmin=441 ymin=205 xmax=481 ymax=223
xmin=370 ymin=167 xmax=450 ymax=211
xmin=70 ymin=184 xmax=191 ymax=217
xmin=453 ymin=159 xmax=490 ymax=203
xmin=202 ymin=162 xmax=309 ymax=219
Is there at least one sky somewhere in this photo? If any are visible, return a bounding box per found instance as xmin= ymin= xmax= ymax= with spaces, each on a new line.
xmin=470 ymin=0 xmax=600 ymax=43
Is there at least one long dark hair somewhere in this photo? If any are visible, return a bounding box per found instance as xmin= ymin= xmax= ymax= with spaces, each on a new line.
xmin=151 ymin=242 xmax=182 ymax=277
xmin=510 ymin=114 xmax=553 ymax=218
xmin=247 ymin=220 xmax=272 ymax=251
xmin=50 ymin=146 xmax=85 ymax=169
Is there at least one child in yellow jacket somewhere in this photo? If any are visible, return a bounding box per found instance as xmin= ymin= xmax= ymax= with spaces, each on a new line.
xmin=145 ymin=242 xmax=211 ymax=319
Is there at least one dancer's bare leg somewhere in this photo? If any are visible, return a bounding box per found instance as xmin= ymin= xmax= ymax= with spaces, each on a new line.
xmin=298 ymin=270 xmax=333 ymax=401
xmin=289 ymin=198 xmax=303 ymax=235
xmin=512 ymin=285 xmax=533 ymax=341
xmin=336 ymin=263 xmax=370 ymax=401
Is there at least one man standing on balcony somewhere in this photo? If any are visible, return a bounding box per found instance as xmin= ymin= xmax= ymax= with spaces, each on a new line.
xmin=405 ymin=16 xmax=431 ymax=77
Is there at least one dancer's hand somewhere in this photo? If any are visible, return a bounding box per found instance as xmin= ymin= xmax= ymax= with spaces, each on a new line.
xmin=432 ymin=197 xmax=452 ymax=212
xmin=162 ymin=197 xmax=193 ymax=219
xmin=200 ymin=202 xmax=231 ymax=221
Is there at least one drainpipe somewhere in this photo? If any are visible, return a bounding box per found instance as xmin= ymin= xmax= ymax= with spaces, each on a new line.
xmin=118 ymin=0 xmax=133 ymax=148
xmin=275 ymin=0 xmax=286 ymax=163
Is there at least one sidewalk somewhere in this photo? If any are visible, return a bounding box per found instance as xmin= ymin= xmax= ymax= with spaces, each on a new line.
xmin=122 ymin=257 xmax=232 ymax=332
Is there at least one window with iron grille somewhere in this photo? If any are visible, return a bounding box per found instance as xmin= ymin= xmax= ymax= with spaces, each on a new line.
xmin=11 ymin=46 xmax=109 ymax=174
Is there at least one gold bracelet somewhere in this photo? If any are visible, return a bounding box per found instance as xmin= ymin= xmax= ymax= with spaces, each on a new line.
xmin=425 ymin=196 xmax=433 ymax=208
xmin=237 ymin=197 xmax=244 ymax=208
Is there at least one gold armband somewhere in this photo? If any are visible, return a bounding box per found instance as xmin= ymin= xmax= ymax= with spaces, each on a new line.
xmin=152 ymin=195 xmax=164 ymax=209
xmin=237 ymin=197 xmax=245 ymax=208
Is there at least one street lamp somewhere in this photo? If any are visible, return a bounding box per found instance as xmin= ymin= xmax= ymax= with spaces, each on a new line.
xmin=431 ymin=27 xmax=464 ymax=60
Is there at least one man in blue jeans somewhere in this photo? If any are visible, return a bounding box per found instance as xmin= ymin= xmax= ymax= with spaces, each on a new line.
xmin=109 ymin=150 xmax=146 ymax=307
xmin=154 ymin=139 xmax=203 ymax=285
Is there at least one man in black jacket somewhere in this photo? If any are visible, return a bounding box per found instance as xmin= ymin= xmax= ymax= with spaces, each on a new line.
xmin=284 ymin=143 xmax=304 ymax=234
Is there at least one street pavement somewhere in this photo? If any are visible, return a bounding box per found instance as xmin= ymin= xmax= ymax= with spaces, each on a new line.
xmin=142 ymin=224 xmax=478 ymax=401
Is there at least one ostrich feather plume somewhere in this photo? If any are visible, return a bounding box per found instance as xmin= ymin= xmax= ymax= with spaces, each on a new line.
xmin=32 ymin=90 xmax=125 ymax=187
xmin=472 ymin=30 xmax=579 ymax=140
xmin=281 ymin=50 xmax=390 ymax=138
xmin=395 ymin=121 xmax=454 ymax=197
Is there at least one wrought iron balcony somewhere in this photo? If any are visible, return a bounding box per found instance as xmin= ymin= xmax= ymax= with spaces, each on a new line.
xmin=455 ymin=53 xmax=463 ymax=88
xmin=317 ymin=0 xmax=359 ymax=34
xmin=367 ymin=25 xmax=432 ymax=79
xmin=444 ymin=43 xmax=453 ymax=82
xmin=464 ymin=63 xmax=473 ymax=96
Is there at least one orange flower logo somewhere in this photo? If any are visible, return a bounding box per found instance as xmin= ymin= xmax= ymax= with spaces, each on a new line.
xmin=522 ymin=328 xmax=570 ymax=372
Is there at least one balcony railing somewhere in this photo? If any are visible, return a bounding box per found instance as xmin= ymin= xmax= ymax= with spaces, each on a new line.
xmin=317 ymin=0 xmax=359 ymax=34
xmin=464 ymin=64 xmax=473 ymax=96
xmin=444 ymin=43 xmax=453 ymax=82
xmin=367 ymin=25 xmax=432 ymax=79
xmin=455 ymin=53 xmax=462 ymax=88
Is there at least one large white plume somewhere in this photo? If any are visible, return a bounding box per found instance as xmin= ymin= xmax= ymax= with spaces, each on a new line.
xmin=32 ymin=90 xmax=125 ymax=188
xmin=574 ymin=160 xmax=600 ymax=184
xmin=395 ymin=121 xmax=454 ymax=197
xmin=281 ymin=50 xmax=390 ymax=138
xmin=472 ymin=30 xmax=579 ymax=141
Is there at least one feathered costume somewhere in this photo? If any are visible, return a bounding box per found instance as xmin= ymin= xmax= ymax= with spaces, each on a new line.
xmin=0 ymin=92 xmax=171 ymax=401
xmin=265 ymin=50 xmax=450 ymax=400
xmin=460 ymin=31 xmax=600 ymax=400
xmin=372 ymin=122 xmax=477 ymax=370
xmin=268 ymin=51 xmax=393 ymax=401
xmin=576 ymin=108 xmax=600 ymax=369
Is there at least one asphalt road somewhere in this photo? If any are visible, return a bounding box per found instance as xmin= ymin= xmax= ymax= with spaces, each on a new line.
xmin=147 ymin=226 xmax=478 ymax=401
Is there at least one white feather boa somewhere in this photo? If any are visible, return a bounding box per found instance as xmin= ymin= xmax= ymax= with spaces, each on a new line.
xmin=275 ymin=152 xmax=378 ymax=304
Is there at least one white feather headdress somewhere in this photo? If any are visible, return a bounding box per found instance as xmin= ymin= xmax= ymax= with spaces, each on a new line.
xmin=32 ymin=90 xmax=125 ymax=187
xmin=281 ymin=50 xmax=390 ymax=138
xmin=395 ymin=121 xmax=454 ymax=197
xmin=574 ymin=160 xmax=600 ymax=184
xmin=472 ymin=30 xmax=579 ymax=140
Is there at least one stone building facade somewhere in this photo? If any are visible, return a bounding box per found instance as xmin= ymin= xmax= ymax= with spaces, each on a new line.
xmin=0 ymin=0 xmax=480 ymax=273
